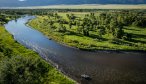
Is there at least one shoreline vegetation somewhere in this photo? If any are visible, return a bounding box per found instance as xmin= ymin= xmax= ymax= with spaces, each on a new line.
xmin=0 ymin=15 xmax=75 ymax=83
xmin=28 ymin=10 xmax=146 ymax=51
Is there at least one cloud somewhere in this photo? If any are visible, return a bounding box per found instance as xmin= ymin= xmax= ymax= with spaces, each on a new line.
xmin=18 ymin=0 xmax=27 ymax=1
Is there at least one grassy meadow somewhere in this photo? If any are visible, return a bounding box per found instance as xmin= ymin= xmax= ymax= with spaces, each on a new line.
xmin=28 ymin=12 xmax=146 ymax=51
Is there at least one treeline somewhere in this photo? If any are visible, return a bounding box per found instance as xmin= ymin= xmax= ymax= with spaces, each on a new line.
xmin=1 ymin=9 xmax=146 ymax=15
xmin=0 ymin=13 xmax=19 ymax=25
xmin=0 ymin=15 xmax=9 ymax=24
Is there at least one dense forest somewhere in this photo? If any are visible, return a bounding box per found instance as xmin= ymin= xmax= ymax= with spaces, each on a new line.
xmin=0 ymin=11 xmax=74 ymax=84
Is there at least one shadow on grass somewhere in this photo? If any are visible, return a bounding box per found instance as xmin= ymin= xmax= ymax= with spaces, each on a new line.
xmin=65 ymin=30 xmax=83 ymax=37
xmin=88 ymin=33 xmax=108 ymax=41
xmin=130 ymin=33 xmax=146 ymax=39
xmin=65 ymin=30 xmax=108 ymax=41
xmin=124 ymin=33 xmax=146 ymax=43
xmin=124 ymin=27 xmax=141 ymax=31
xmin=130 ymin=39 xmax=146 ymax=44
xmin=111 ymin=39 xmax=137 ymax=47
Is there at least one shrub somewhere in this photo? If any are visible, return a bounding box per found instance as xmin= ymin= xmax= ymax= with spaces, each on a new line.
xmin=0 ymin=55 xmax=50 ymax=84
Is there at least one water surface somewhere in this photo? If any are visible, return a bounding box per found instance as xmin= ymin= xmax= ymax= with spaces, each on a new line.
xmin=4 ymin=16 xmax=146 ymax=84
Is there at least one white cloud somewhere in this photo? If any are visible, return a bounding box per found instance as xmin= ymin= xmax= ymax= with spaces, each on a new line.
xmin=18 ymin=0 xmax=27 ymax=1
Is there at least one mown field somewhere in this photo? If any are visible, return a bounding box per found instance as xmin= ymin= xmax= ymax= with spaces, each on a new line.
xmin=28 ymin=11 xmax=146 ymax=51
xmin=0 ymin=25 xmax=75 ymax=83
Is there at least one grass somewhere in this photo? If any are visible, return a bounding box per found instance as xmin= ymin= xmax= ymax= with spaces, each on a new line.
xmin=0 ymin=26 xmax=75 ymax=84
xmin=28 ymin=13 xmax=146 ymax=51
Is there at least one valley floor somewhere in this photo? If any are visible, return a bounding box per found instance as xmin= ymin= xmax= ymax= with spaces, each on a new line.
xmin=28 ymin=12 xmax=146 ymax=51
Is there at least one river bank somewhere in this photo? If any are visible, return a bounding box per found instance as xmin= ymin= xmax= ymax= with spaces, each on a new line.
xmin=0 ymin=19 xmax=75 ymax=83
xmin=28 ymin=14 xmax=146 ymax=51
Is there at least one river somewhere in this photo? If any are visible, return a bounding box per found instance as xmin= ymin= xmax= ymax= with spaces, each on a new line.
xmin=4 ymin=16 xmax=146 ymax=84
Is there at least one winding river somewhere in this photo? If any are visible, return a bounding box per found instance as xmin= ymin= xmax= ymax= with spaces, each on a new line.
xmin=4 ymin=16 xmax=146 ymax=84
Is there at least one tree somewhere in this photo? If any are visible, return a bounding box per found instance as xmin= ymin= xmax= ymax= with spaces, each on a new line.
xmin=98 ymin=28 xmax=105 ymax=38
xmin=69 ymin=22 xmax=72 ymax=28
xmin=77 ymin=26 xmax=83 ymax=34
xmin=114 ymin=26 xmax=124 ymax=39
xmin=0 ymin=15 xmax=9 ymax=24
xmin=83 ymin=25 xmax=89 ymax=36
xmin=66 ymin=14 xmax=70 ymax=20
xmin=109 ymin=19 xmax=118 ymax=36
xmin=56 ymin=24 xmax=67 ymax=32
xmin=122 ymin=33 xmax=132 ymax=40
xmin=0 ymin=56 xmax=50 ymax=84
xmin=132 ymin=17 xmax=146 ymax=27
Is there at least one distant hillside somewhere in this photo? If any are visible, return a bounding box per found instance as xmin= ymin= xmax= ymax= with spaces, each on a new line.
xmin=0 ymin=0 xmax=146 ymax=7
xmin=47 ymin=0 xmax=146 ymax=4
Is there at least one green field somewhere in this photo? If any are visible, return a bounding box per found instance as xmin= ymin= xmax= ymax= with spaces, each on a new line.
xmin=28 ymin=12 xmax=146 ymax=51
xmin=0 ymin=25 xmax=75 ymax=83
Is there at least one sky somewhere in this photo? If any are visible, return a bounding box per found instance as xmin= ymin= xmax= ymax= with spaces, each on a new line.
xmin=18 ymin=0 xmax=27 ymax=1
xmin=0 ymin=0 xmax=146 ymax=7
xmin=0 ymin=0 xmax=50 ymax=7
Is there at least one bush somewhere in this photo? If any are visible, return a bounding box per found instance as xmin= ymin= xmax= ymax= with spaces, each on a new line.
xmin=0 ymin=56 xmax=50 ymax=84
xmin=122 ymin=33 xmax=132 ymax=41
xmin=0 ymin=52 xmax=4 ymax=61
